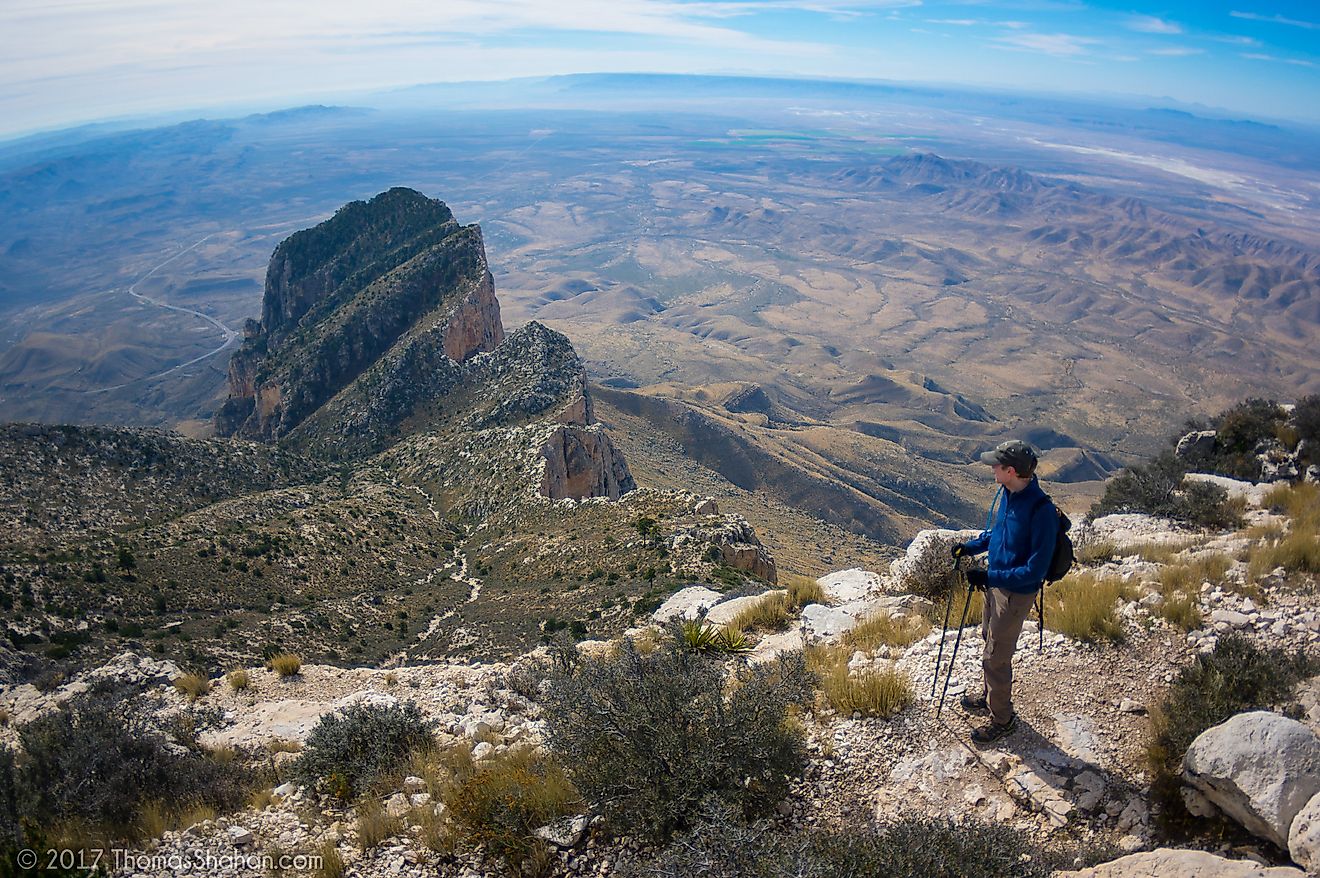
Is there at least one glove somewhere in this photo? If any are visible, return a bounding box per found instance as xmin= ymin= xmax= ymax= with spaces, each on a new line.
xmin=950 ymin=543 xmax=967 ymax=560
xmin=966 ymin=569 xmax=988 ymax=591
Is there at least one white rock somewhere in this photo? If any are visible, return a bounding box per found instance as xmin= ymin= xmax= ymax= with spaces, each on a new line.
xmin=384 ymin=793 xmax=410 ymax=818
xmin=1184 ymin=711 xmax=1320 ymax=848
xmin=705 ymin=590 xmax=786 ymax=626
xmin=1118 ymin=699 xmax=1146 ymax=714
xmin=227 ymin=826 xmax=254 ymax=846
xmin=534 ymin=815 xmax=589 ymax=849
xmin=1184 ymin=473 xmax=1273 ymax=507
xmin=1181 ymin=786 xmax=1218 ymax=818
xmin=1211 ymin=609 xmax=1252 ymax=630
xmin=816 ymin=568 xmax=886 ymax=603
xmin=1054 ymin=848 xmax=1303 ymax=877
xmin=471 ymin=741 xmax=494 ymax=761
xmin=273 ymin=782 xmax=296 ymax=798
xmin=403 ymin=776 xmax=426 ymax=794
xmin=652 ymin=586 xmax=722 ymax=622
xmin=800 ymin=603 xmax=861 ymax=640
xmin=1288 ymin=789 xmax=1320 ymax=872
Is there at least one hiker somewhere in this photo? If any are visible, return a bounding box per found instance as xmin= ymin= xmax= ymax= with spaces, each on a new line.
xmin=951 ymin=439 xmax=1059 ymax=745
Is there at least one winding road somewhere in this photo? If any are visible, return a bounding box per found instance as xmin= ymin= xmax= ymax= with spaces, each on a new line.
xmin=85 ymin=233 xmax=242 ymax=394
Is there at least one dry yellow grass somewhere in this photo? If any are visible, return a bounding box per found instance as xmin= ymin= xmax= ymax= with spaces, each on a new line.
xmin=226 ymin=668 xmax=251 ymax=691
xmin=784 ymin=574 xmax=827 ymax=609
xmin=844 ymin=613 xmax=931 ymax=651
xmin=806 ymin=645 xmax=913 ymax=718
xmin=172 ymin=673 xmax=210 ymax=700
xmin=926 ymin=586 xmax=984 ymax=628
xmin=267 ymin=653 xmax=303 ymax=677
xmin=1120 ymin=539 xmax=1197 ymax=565
xmin=729 ymin=591 xmax=792 ymax=633
xmin=355 ymin=796 xmax=401 ymax=851
xmin=1042 ymin=572 xmax=1135 ymax=643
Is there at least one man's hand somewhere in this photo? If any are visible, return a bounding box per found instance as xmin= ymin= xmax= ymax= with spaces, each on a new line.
xmin=966 ymin=569 xmax=988 ymax=591
xmin=950 ymin=543 xmax=967 ymax=560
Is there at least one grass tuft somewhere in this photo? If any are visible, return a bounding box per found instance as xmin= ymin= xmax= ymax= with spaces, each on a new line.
xmin=844 ymin=613 xmax=931 ymax=651
xmin=267 ymin=653 xmax=303 ymax=677
xmin=1042 ymin=572 xmax=1135 ymax=643
xmin=173 ymin=673 xmax=210 ymax=700
xmin=807 ymin=645 xmax=913 ymax=718
xmin=227 ymin=669 xmax=251 ymax=691
xmin=729 ymin=592 xmax=792 ymax=633
xmin=355 ymin=796 xmax=401 ymax=851
xmin=784 ymin=575 xmax=827 ymax=610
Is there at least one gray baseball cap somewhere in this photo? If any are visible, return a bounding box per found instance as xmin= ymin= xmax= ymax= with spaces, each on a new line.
xmin=979 ymin=439 xmax=1038 ymax=473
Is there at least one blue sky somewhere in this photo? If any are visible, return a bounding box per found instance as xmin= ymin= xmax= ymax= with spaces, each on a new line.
xmin=1 ymin=0 xmax=1317 ymax=139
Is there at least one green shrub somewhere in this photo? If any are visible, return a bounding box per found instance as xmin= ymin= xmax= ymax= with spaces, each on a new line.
xmin=1089 ymin=452 xmax=1239 ymax=528
xmin=620 ymin=803 xmax=1071 ymax=878
xmin=1149 ymin=634 xmax=1316 ymax=774
xmin=295 ymin=701 xmax=434 ymax=799
xmin=1211 ymin=398 xmax=1285 ymax=480
xmin=13 ymin=683 xmax=250 ymax=840
xmin=1294 ymin=395 xmax=1320 ymax=459
xmin=446 ymin=747 xmax=581 ymax=874
xmin=539 ymin=636 xmax=813 ymax=839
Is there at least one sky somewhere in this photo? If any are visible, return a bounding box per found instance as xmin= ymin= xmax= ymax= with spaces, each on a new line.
xmin=1 ymin=0 xmax=1318 ymax=140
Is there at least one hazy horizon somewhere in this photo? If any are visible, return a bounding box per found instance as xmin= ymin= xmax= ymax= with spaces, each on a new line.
xmin=3 ymin=0 xmax=1318 ymax=140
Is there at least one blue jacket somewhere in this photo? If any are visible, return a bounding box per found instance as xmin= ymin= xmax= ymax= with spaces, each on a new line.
xmin=964 ymin=477 xmax=1059 ymax=594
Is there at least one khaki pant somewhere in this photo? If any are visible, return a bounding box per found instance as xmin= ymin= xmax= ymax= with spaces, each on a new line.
xmin=979 ymin=587 xmax=1038 ymax=725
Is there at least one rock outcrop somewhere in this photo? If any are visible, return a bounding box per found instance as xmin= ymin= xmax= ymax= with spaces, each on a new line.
xmin=1057 ymin=848 xmax=1304 ymax=877
xmin=216 ymin=188 xmax=504 ymax=442
xmin=1183 ymin=711 xmax=1320 ymax=849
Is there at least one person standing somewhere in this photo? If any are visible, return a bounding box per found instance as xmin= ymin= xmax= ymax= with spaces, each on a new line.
xmin=951 ymin=439 xmax=1059 ymax=745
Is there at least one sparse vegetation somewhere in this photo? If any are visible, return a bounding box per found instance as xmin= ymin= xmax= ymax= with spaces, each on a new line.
xmin=11 ymin=683 xmax=251 ymax=843
xmin=785 ymin=574 xmax=826 ymax=609
xmin=1041 ymin=572 xmax=1135 ymax=643
xmin=172 ymin=672 xmax=211 ymax=700
xmin=267 ymin=653 xmax=303 ymax=677
xmin=728 ymin=591 xmax=791 ymax=633
xmin=807 ymin=645 xmax=913 ymax=718
xmin=621 ymin=802 xmax=1067 ymax=878
xmin=295 ymin=700 xmax=434 ymax=799
xmin=844 ymin=613 xmax=930 ymax=651
xmin=227 ymin=668 xmax=251 ymax=691
xmin=354 ymin=795 xmax=401 ymax=851
xmin=446 ymin=746 xmax=582 ymax=874
xmin=539 ymin=636 xmax=813 ymax=838
xmin=1089 ymin=452 xmax=1240 ymax=528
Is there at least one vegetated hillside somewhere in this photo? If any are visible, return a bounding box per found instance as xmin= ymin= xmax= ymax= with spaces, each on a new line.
xmin=0 ymin=192 xmax=781 ymax=684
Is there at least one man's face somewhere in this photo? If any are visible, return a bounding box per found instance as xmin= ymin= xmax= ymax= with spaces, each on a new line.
xmin=991 ymin=463 xmax=1017 ymax=487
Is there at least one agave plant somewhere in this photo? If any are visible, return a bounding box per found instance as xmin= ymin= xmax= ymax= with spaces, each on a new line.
xmin=716 ymin=625 xmax=752 ymax=654
xmin=680 ymin=619 xmax=723 ymax=652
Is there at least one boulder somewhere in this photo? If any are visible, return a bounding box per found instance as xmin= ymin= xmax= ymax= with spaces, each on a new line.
xmin=1175 ymin=429 xmax=1217 ymax=462
xmin=1183 ymin=711 xmax=1320 ymax=848
xmin=1055 ymin=848 xmax=1303 ymax=877
xmin=652 ymin=586 xmax=723 ymax=623
xmin=706 ymin=590 xmax=787 ymax=626
xmin=1288 ymin=790 xmax=1320 ymax=872
xmin=817 ymin=568 xmax=885 ymax=603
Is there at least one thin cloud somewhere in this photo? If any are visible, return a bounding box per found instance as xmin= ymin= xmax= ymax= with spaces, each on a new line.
xmin=1229 ymin=10 xmax=1318 ymax=30
xmin=1241 ymin=52 xmax=1316 ymax=67
xmin=1148 ymin=46 xmax=1203 ymax=56
xmin=992 ymin=31 xmax=1099 ymax=56
xmin=1125 ymin=14 xmax=1181 ymax=34
xmin=926 ymin=18 xmax=980 ymax=25
xmin=1213 ymin=34 xmax=1263 ymax=46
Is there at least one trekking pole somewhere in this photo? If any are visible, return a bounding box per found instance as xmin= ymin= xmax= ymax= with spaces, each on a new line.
xmin=936 ymin=572 xmax=976 ymax=718
xmin=1038 ymin=588 xmax=1045 ymax=653
xmin=931 ymin=556 xmax=959 ymax=697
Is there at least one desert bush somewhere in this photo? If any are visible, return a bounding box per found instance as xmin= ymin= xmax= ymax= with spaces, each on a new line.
xmin=13 ymin=683 xmax=251 ymax=840
xmin=267 ymin=653 xmax=303 ymax=677
xmin=1089 ymin=453 xmax=1239 ymax=529
xmin=784 ymin=575 xmax=826 ymax=609
xmin=295 ymin=700 xmax=434 ymax=799
xmin=446 ymin=747 xmax=581 ymax=874
xmin=227 ymin=668 xmax=251 ymax=691
xmin=620 ymin=802 xmax=1064 ymax=878
xmin=729 ymin=592 xmax=791 ymax=633
xmin=896 ymin=535 xmax=965 ymax=601
xmin=1294 ymin=395 xmax=1320 ymax=456
xmin=844 ymin=613 xmax=930 ymax=651
xmin=1210 ymin=398 xmax=1285 ymax=480
xmin=539 ymin=636 xmax=813 ymax=839
xmin=173 ymin=673 xmax=210 ymax=700
xmin=1148 ymin=634 xmax=1316 ymax=774
xmin=1042 ymin=572 xmax=1134 ymax=643
xmin=806 ymin=645 xmax=913 ymax=718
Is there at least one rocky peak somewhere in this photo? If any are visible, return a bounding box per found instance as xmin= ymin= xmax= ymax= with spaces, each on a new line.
xmin=215 ymin=189 xmax=504 ymax=442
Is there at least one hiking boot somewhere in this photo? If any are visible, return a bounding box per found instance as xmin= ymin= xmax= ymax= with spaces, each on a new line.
xmin=971 ymin=715 xmax=1018 ymax=745
xmin=960 ymin=693 xmax=988 ymax=714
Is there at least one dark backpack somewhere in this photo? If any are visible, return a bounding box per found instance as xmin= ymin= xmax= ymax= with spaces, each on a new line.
xmin=1034 ymin=493 xmax=1074 ymax=583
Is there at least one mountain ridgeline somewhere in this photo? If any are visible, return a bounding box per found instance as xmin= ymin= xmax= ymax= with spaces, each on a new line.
xmin=213 ymin=188 xmax=631 ymax=501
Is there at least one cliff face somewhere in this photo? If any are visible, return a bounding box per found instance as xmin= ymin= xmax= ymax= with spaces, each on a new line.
xmin=215 ymin=189 xmax=504 ymax=442
xmin=215 ymin=188 xmax=633 ymax=507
